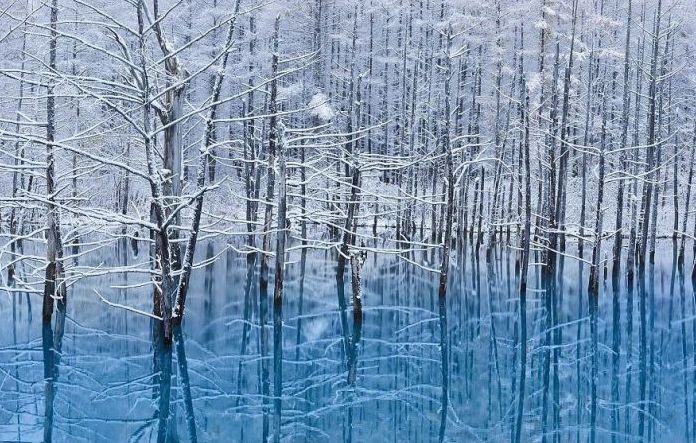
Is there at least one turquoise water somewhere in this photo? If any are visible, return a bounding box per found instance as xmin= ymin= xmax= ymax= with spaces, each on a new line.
xmin=0 ymin=240 xmax=692 ymax=442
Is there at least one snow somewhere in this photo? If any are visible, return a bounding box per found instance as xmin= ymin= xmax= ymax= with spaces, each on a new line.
xmin=308 ymin=93 xmax=335 ymax=122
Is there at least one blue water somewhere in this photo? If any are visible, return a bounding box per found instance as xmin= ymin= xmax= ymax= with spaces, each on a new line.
xmin=0 ymin=240 xmax=693 ymax=442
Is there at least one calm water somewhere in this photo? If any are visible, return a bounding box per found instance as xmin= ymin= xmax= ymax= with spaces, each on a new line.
xmin=1 ymin=240 xmax=694 ymax=442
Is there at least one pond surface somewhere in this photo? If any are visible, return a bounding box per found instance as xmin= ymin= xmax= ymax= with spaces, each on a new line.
xmin=0 ymin=240 xmax=694 ymax=442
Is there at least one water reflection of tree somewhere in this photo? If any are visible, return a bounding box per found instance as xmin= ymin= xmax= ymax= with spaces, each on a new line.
xmin=5 ymin=239 xmax=696 ymax=441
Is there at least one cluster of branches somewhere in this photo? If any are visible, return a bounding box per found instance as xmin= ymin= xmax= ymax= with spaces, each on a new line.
xmin=0 ymin=0 xmax=695 ymax=349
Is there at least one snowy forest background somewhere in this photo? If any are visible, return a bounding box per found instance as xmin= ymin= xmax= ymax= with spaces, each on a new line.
xmin=2 ymin=0 xmax=696 ymax=441
xmin=3 ymin=0 xmax=696 ymax=270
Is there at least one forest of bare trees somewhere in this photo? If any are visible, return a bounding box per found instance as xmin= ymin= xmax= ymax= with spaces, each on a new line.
xmin=2 ymin=0 xmax=696 ymax=441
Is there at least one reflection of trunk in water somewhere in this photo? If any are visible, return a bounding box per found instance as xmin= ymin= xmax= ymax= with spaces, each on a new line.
xmin=335 ymin=273 xmax=350 ymax=372
xmin=509 ymin=247 xmax=519 ymax=439
xmin=346 ymin=254 xmax=364 ymax=443
xmin=588 ymin=267 xmax=599 ymax=443
xmin=236 ymin=254 xmax=257 ymax=409
xmin=691 ymin=269 xmax=696 ymax=440
xmin=155 ymin=326 xmax=173 ymax=443
xmin=119 ymin=237 xmax=131 ymax=403
xmin=42 ymin=322 xmax=56 ymax=443
xmin=259 ymin=271 xmax=270 ymax=442
xmin=669 ymin=241 xmax=677 ymax=330
xmin=575 ymin=260 xmax=584 ymax=443
xmin=611 ymin=259 xmax=622 ymax=443
xmin=553 ymin=254 xmax=563 ymax=442
xmin=332 ymin=246 xmax=365 ymax=442
xmin=12 ymin=284 xmax=21 ymax=440
xmin=638 ymin=263 xmax=647 ymax=439
xmin=295 ymin=248 xmax=307 ymax=361
xmin=485 ymin=251 xmax=503 ymax=423
xmin=152 ymin=325 xmax=196 ymax=443
xmin=335 ymin=269 xmax=351 ymax=441
xmin=174 ymin=326 xmax=197 ymax=443
xmin=40 ymin=321 xmax=52 ymax=436
xmin=43 ymin=270 xmax=67 ymax=442
xmin=464 ymin=246 xmax=477 ymax=399
xmin=647 ymin=258 xmax=656 ymax=440
xmin=346 ymin=318 xmax=362 ymax=442
xmin=677 ymin=252 xmax=691 ymax=443
xmin=272 ymin=296 xmax=283 ymax=443
xmin=203 ymin=242 xmax=215 ymax=344
xmin=624 ymin=254 xmax=634 ymax=439
xmin=437 ymin=291 xmax=449 ymax=443
xmin=540 ymin=256 xmax=554 ymax=443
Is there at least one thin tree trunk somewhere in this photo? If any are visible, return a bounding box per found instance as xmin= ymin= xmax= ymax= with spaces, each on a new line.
xmin=172 ymin=0 xmax=242 ymax=324
xmin=514 ymin=49 xmax=531 ymax=443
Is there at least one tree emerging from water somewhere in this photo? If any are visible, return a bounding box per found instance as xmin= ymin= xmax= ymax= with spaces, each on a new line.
xmin=1 ymin=0 xmax=696 ymax=441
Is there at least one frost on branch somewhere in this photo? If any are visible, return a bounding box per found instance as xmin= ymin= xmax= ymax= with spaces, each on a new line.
xmin=308 ymin=92 xmax=335 ymax=122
